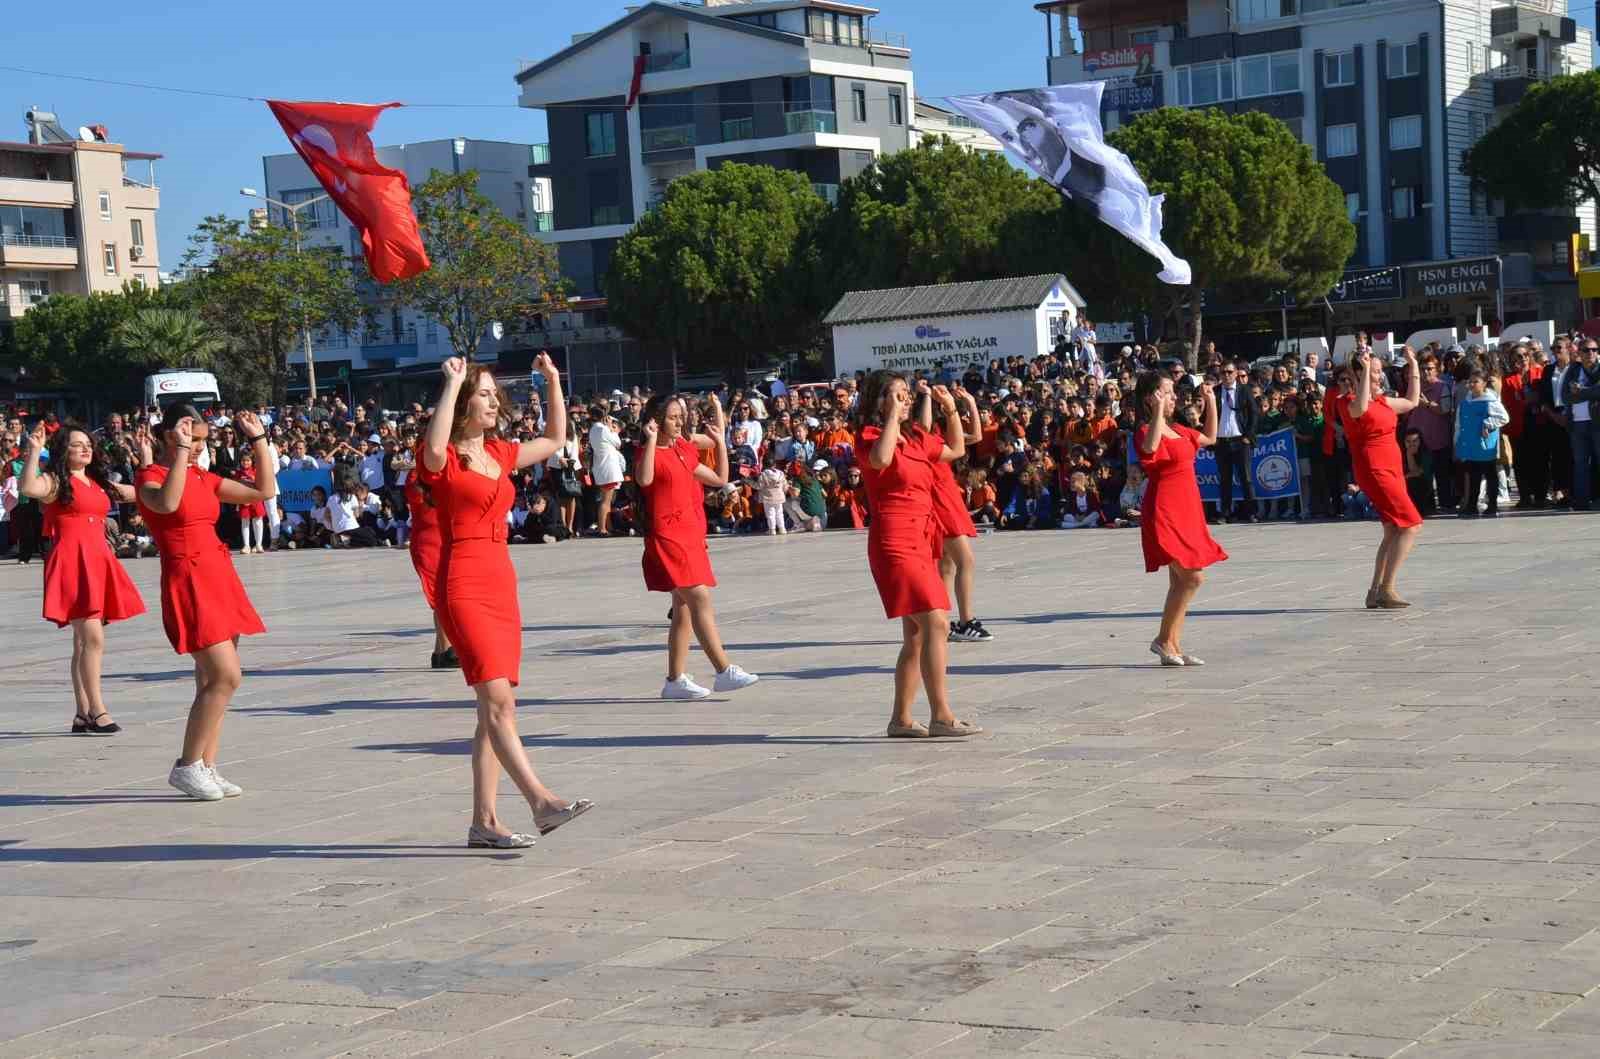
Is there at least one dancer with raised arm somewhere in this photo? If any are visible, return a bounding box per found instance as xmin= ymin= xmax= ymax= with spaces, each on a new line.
xmin=1135 ymin=372 xmax=1227 ymax=667
xmin=136 ymin=406 xmax=276 ymax=800
xmin=403 ymin=448 xmax=457 ymax=670
xmin=916 ymin=383 xmax=991 ymax=643
xmin=1340 ymin=346 xmax=1423 ymax=609
xmin=420 ymin=354 xmax=593 ymax=849
xmin=20 ymin=420 xmax=147 ymax=735
xmin=637 ymin=392 xmax=760 ymax=700
xmin=856 ymin=372 xmax=982 ymax=739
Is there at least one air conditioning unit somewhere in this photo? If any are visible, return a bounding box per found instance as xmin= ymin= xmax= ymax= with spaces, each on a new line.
xmin=130 ymin=245 xmax=144 ymax=260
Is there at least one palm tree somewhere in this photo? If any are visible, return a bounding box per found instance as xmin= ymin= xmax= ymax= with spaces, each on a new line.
xmin=115 ymin=307 xmax=227 ymax=370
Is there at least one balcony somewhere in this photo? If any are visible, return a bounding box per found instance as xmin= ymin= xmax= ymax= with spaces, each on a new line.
xmin=785 ymin=110 xmax=838 ymax=135
xmin=0 ymin=176 xmax=75 ymax=208
xmin=529 ymin=143 xmax=551 ymax=165
xmin=531 ymin=211 xmax=554 ymax=232
xmin=721 ymin=117 xmax=755 ymax=142
xmin=812 ymin=183 xmax=840 ymax=205
xmin=642 ymin=49 xmax=690 ymax=73
xmin=0 ymin=232 xmax=78 ymax=268
xmin=640 ymin=124 xmax=696 ymax=153
xmin=360 ymin=325 xmax=419 ymax=361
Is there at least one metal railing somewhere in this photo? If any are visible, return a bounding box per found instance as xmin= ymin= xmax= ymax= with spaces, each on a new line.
xmin=869 ymin=31 xmax=909 ymax=49
xmin=785 ymin=110 xmax=838 ymax=135
xmin=721 ymin=116 xmax=755 ymax=142
xmin=529 ymin=143 xmax=551 ymax=165
xmin=0 ymin=232 xmax=76 ymax=249
xmin=643 ymin=50 xmax=691 ymax=73
xmin=640 ymin=124 xmax=696 ymax=152
xmin=531 ymin=211 xmax=554 ymax=232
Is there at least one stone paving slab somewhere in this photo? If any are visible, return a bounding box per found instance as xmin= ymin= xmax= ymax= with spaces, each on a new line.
xmin=2 ymin=514 xmax=1600 ymax=1056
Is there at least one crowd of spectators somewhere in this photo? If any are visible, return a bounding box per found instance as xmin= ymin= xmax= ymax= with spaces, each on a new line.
xmin=3 ymin=329 xmax=1596 ymax=564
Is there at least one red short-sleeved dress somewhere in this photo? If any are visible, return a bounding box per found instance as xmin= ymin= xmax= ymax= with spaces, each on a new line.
xmin=640 ymin=437 xmax=716 ymax=592
xmin=1136 ymin=424 xmax=1229 ymax=574
xmin=1338 ymin=394 xmax=1423 ymax=529
xmin=234 ymin=469 xmax=266 ymax=520
xmin=857 ymin=425 xmax=951 ymax=619
xmin=931 ymin=459 xmax=978 ymax=539
xmin=136 ymin=464 xmax=266 ymax=654
xmin=404 ymin=467 xmax=442 ymax=610
xmin=417 ymin=439 xmax=522 ymax=686
xmin=41 ymin=481 xmax=146 ymax=628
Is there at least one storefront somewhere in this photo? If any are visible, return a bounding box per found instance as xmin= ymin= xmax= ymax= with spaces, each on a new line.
xmin=824 ymin=274 xmax=1087 ymax=377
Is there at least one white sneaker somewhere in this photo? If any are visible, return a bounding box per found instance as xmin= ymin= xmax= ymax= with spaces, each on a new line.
xmin=662 ymin=674 xmax=712 ymax=700
xmin=169 ymin=760 xmax=223 ymax=801
xmin=208 ymin=766 xmax=243 ymax=798
xmin=713 ymin=665 xmax=760 ymax=693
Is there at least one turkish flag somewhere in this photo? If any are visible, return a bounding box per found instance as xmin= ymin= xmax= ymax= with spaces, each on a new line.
xmin=266 ymin=100 xmax=430 ymax=283
xmin=625 ymin=55 xmax=647 ymax=111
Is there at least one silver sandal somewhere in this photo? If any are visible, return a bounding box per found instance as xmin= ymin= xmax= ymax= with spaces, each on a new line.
xmin=467 ymin=824 xmax=536 ymax=849
xmin=535 ymin=798 xmax=595 ymax=836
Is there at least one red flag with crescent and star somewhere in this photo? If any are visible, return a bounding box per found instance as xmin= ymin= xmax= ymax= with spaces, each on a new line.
xmin=266 ymin=100 xmax=431 ymax=283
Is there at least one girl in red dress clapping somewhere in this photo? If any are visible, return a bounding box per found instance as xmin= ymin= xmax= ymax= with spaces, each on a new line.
xmin=856 ymin=372 xmax=982 ymax=739
xmin=20 ymin=421 xmax=148 ymax=735
xmin=136 ymin=406 xmax=276 ymax=801
xmin=637 ymin=392 xmax=759 ymax=700
xmin=420 ymin=355 xmax=593 ymax=850
xmin=915 ymin=383 xmax=992 ymax=643
xmin=1337 ymin=346 xmax=1424 ymax=609
xmin=1135 ymin=372 xmax=1228 ymax=667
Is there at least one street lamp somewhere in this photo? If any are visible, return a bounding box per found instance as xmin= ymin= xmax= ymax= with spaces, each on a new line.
xmin=240 ymin=187 xmax=331 ymax=402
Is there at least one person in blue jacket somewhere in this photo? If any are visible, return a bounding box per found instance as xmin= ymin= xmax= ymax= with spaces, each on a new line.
xmin=1454 ymin=370 xmax=1510 ymax=518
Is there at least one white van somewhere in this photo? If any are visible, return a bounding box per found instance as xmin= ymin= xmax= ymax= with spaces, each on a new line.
xmin=145 ymin=371 xmax=221 ymax=415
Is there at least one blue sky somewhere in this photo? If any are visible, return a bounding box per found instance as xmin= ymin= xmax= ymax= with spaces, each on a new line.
xmin=3 ymin=0 xmax=1594 ymax=265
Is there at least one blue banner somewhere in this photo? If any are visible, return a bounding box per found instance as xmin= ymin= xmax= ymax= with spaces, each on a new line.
xmin=276 ymin=466 xmax=332 ymax=513
xmin=1133 ymin=427 xmax=1301 ymax=502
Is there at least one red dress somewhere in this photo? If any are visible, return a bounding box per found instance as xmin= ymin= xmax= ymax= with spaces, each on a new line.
xmin=857 ymin=425 xmax=950 ymax=619
xmin=931 ymin=460 xmax=977 ymax=539
xmin=404 ymin=471 xmax=442 ymax=610
xmin=640 ymin=437 xmax=716 ymax=592
xmin=41 ymin=481 xmax=146 ymax=628
xmin=1338 ymin=394 xmax=1423 ymax=529
xmin=234 ymin=469 xmax=266 ymax=519
xmin=1136 ymin=424 xmax=1229 ymax=573
xmin=136 ymin=464 xmax=266 ymax=654
xmin=417 ymin=440 xmax=521 ymax=686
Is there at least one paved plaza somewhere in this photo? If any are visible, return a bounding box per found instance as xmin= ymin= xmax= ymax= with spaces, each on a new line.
xmin=3 ymin=515 xmax=1600 ymax=1057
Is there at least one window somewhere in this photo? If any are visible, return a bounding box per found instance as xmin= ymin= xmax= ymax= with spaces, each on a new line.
xmin=1239 ymin=56 xmax=1271 ymax=98
xmin=1326 ymin=123 xmax=1357 ymax=157
xmin=589 ymin=169 xmax=621 ymax=227
xmin=590 ymin=204 xmax=622 ymax=225
xmin=95 ymin=191 xmax=111 ymax=220
xmin=852 ymin=86 xmax=867 ymax=123
xmin=1389 ymin=115 xmax=1422 ymax=150
xmin=1236 ymin=0 xmax=1297 ymax=22
xmin=102 ymin=242 xmax=117 ymax=275
xmin=1324 ymin=50 xmax=1356 ymax=88
xmin=1392 ymin=186 xmax=1418 ymax=220
xmin=1129 ymin=28 xmax=1159 ymax=45
xmin=888 ymin=89 xmax=904 ymax=126
xmin=19 ymin=275 xmax=49 ymax=304
xmin=1387 ymin=41 xmax=1420 ymax=78
xmin=280 ymin=188 xmax=338 ymax=229
xmin=129 ymin=217 xmax=144 ymax=252
xmin=1271 ymin=52 xmax=1301 ymax=93
xmin=1345 ymin=192 xmax=1361 ymax=222
xmin=585 ymin=112 xmax=616 ymax=157
xmin=424 ymin=317 xmax=439 ymax=344
xmin=1175 ymin=61 xmax=1234 ymax=106
xmin=809 ymin=9 xmax=863 ymax=45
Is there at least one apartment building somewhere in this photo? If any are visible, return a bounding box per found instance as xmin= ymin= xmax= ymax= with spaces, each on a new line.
xmin=1035 ymin=0 xmax=1596 ymax=331
xmin=515 ymin=0 xmax=923 ymax=297
xmin=1 ymin=127 xmax=161 ymax=327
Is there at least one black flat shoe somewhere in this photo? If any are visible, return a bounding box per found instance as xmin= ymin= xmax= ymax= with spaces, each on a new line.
xmin=430 ymin=647 xmax=460 ymax=670
xmin=71 ymin=714 xmax=88 ymax=735
xmin=82 ymin=712 xmax=121 ymax=735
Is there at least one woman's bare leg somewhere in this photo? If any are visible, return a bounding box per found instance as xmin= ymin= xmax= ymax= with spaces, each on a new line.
xmin=1381 ymin=524 xmax=1420 ymax=592
xmin=941 ymin=537 xmax=977 ymax=624
xmin=71 ymin=618 xmax=108 ymax=721
xmin=679 ymin=585 xmax=730 ymax=673
xmin=183 ymin=639 xmax=242 ymax=766
xmin=67 ymin=621 xmax=90 ymax=720
xmin=667 ymin=590 xmax=694 ymax=679
xmin=432 ymin=612 xmax=450 ymax=655
xmin=472 ymin=678 xmax=567 ymax=823
xmin=596 ymin=489 xmax=614 ymax=534
xmin=1156 ymin=564 xmax=1203 ymax=654
xmin=891 ymin=616 xmax=925 ymax=729
xmin=1370 ymin=527 xmax=1395 ymax=593
xmin=914 ymin=611 xmax=956 ymax=726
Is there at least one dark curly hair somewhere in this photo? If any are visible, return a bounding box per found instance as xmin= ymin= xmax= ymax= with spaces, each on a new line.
xmin=50 ymin=421 xmax=115 ymax=511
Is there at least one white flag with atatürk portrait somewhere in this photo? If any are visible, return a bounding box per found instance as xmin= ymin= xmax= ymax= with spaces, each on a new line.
xmin=948 ymin=83 xmax=1191 ymax=286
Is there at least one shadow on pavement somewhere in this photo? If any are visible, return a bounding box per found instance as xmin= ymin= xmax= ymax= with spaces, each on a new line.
xmin=0 ymin=842 xmax=519 ymax=862
xmin=357 ymin=732 xmax=878 ymax=756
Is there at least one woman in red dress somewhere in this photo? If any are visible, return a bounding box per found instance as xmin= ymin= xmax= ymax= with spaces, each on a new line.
xmin=1135 ymin=372 xmax=1227 ymax=667
xmin=19 ymin=420 xmax=148 ymax=735
xmin=420 ymin=355 xmax=593 ymax=850
xmin=403 ymin=448 xmax=456 ymax=670
xmin=136 ymin=405 xmax=276 ymax=801
xmin=856 ymin=372 xmax=982 ymax=739
xmin=916 ymin=383 xmax=991 ymax=644
xmin=637 ymin=391 xmax=760 ymax=701
xmin=1339 ymin=345 xmax=1423 ymax=609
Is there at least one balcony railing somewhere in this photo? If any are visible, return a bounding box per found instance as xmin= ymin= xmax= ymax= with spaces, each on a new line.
xmin=640 ymin=124 xmax=696 ymax=152
xmin=643 ymin=50 xmax=690 ymax=73
xmin=785 ymin=110 xmax=838 ymax=135
xmin=812 ymin=183 xmax=840 ymax=205
xmin=1 ymin=232 xmax=76 ymax=249
xmin=721 ymin=116 xmax=754 ymax=142
xmin=529 ymin=143 xmax=551 ymax=165
xmin=531 ymin=211 xmax=554 ymax=232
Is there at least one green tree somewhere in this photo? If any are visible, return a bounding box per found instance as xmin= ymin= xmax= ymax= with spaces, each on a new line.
xmin=114 ymin=307 xmax=226 ymax=370
xmin=181 ymin=215 xmax=366 ymax=406
xmin=606 ymin=163 xmax=829 ymax=382
xmin=5 ymin=284 xmax=168 ymax=403
xmin=390 ymin=170 xmax=565 ymax=360
xmin=1007 ymin=109 xmax=1355 ymax=365
xmin=815 ymin=137 xmax=1059 ymax=302
xmin=1463 ymin=70 xmax=1600 ymax=212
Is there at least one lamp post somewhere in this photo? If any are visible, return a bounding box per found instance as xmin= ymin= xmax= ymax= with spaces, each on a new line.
xmin=240 ymin=187 xmax=330 ymax=401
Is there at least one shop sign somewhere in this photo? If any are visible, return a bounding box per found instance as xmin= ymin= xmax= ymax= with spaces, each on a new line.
xmin=1084 ymin=44 xmax=1156 ymax=76
xmin=1328 ymin=267 xmax=1403 ymax=304
xmin=1405 ymin=257 xmax=1500 ymax=299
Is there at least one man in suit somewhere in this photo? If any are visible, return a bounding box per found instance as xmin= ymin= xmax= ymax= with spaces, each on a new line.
xmin=1536 ymin=335 xmax=1577 ymax=505
xmin=1213 ymin=360 xmax=1258 ymax=523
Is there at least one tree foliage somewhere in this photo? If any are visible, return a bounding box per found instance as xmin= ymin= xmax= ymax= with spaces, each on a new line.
xmin=390 ymin=170 xmax=565 ymax=360
xmin=4 ymin=284 xmax=172 ymax=402
xmin=114 ymin=307 xmax=226 ymax=371
xmin=605 ymin=163 xmax=829 ymax=381
xmin=181 ymin=214 xmax=366 ymax=406
xmin=814 ymin=137 xmax=1060 ymax=303
xmin=1463 ymin=70 xmax=1600 ymax=212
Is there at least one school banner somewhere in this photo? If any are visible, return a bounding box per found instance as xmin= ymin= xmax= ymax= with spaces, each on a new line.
xmin=1132 ymin=427 xmax=1301 ymax=502
xmin=276 ymin=466 xmax=333 ymax=513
